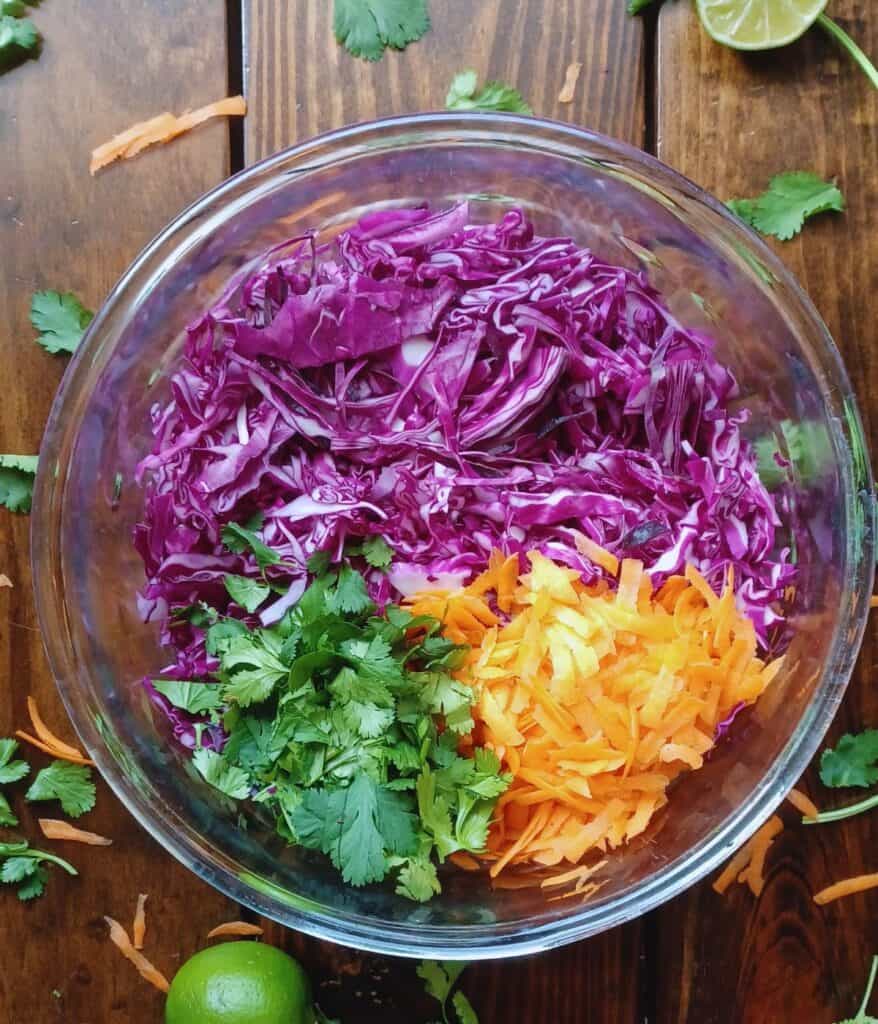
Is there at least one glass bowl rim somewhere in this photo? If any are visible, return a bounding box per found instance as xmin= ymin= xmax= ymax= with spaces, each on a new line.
xmin=31 ymin=111 xmax=876 ymax=959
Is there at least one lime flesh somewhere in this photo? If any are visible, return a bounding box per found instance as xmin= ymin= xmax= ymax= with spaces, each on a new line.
xmin=165 ymin=942 xmax=314 ymax=1024
xmin=696 ymin=0 xmax=829 ymax=50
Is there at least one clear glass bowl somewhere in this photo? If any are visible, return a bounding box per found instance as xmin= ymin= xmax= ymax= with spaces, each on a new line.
xmin=32 ymin=114 xmax=875 ymax=959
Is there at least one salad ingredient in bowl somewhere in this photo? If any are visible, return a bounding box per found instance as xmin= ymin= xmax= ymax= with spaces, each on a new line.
xmin=136 ymin=203 xmax=792 ymax=900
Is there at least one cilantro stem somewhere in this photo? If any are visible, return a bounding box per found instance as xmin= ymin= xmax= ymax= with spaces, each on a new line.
xmin=859 ymin=955 xmax=878 ymax=1019
xmin=25 ymin=849 xmax=79 ymax=875
xmin=817 ymin=14 xmax=878 ymax=90
xmin=803 ymin=791 xmax=878 ymax=825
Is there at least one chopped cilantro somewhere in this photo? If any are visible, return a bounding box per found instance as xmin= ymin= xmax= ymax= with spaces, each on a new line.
xmin=334 ymin=0 xmax=430 ymax=62
xmin=446 ymin=70 xmax=531 ymax=113
xmin=25 ymin=761 xmax=96 ymax=818
xmin=306 ymin=549 xmax=332 ymax=576
xmin=821 ymin=730 xmax=878 ymax=789
xmin=326 ymin=564 xmax=373 ymax=615
xmin=152 ymin=680 xmax=223 ymax=716
xmin=728 ymin=172 xmax=844 ymax=241
xmin=224 ymin=574 xmax=271 ymax=614
xmin=30 ymin=291 xmax=93 ymax=355
xmin=221 ymin=514 xmax=282 ymax=571
xmin=192 ymin=749 xmax=251 ymax=799
xmin=0 ymin=453 xmax=38 ymax=513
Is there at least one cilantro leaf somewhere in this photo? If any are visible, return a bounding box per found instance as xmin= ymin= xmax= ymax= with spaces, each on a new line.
xmin=446 ymin=71 xmax=531 ymax=113
xmin=361 ymin=535 xmax=393 ymax=569
xmin=1 ymin=855 xmax=37 ymax=884
xmin=820 ymin=730 xmax=878 ymax=788
xmin=192 ymin=748 xmax=252 ymax=799
xmin=326 ymin=565 xmax=373 ymax=615
xmin=224 ymin=574 xmax=271 ymax=614
xmin=416 ymin=766 xmax=458 ymax=858
xmin=152 ymin=680 xmax=223 ymax=717
xmin=30 ymin=291 xmax=94 ymax=355
xmin=16 ymin=865 xmax=48 ymax=900
xmin=334 ymin=0 xmax=430 ymax=62
xmin=25 ymin=761 xmax=95 ymax=818
xmin=306 ymin=550 xmax=332 ymax=576
xmin=0 ymin=792 xmax=18 ymax=827
xmin=396 ymin=856 xmax=441 ymax=903
xmin=627 ymin=0 xmax=658 ymax=12
xmin=728 ymin=172 xmax=844 ymax=241
xmin=452 ymin=990 xmax=479 ymax=1024
xmin=0 ymin=13 xmax=38 ymax=64
xmin=1 ymin=2 xmax=29 ymax=16
xmin=221 ymin=517 xmax=282 ymax=571
xmin=205 ymin=618 xmax=249 ymax=656
xmin=221 ymin=634 xmax=288 ymax=707
xmin=0 ymin=454 xmax=38 ymax=513
xmin=292 ymin=774 xmax=418 ymax=886
xmin=417 ymin=961 xmax=468 ymax=1013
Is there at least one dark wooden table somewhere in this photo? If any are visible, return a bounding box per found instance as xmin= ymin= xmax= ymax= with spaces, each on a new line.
xmin=2 ymin=2 xmax=877 ymax=1020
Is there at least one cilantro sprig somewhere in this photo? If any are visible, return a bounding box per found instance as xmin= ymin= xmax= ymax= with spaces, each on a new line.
xmin=0 ymin=453 xmax=38 ymax=514
xmin=418 ymin=961 xmax=479 ymax=1024
xmin=0 ymin=841 xmax=77 ymax=901
xmin=334 ymin=0 xmax=430 ymax=62
xmin=805 ymin=729 xmax=878 ymax=826
xmin=0 ymin=739 xmax=29 ymax=826
xmin=728 ymin=172 xmax=844 ymax=241
xmin=25 ymin=761 xmax=96 ymax=818
xmin=835 ymin=954 xmax=878 ymax=1024
xmin=187 ymin=564 xmax=510 ymax=900
xmin=446 ymin=71 xmax=532 ymax=114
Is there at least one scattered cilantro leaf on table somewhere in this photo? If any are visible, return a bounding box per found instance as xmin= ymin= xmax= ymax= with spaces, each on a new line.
xmin=25 ymin=761 xmax=96 ymax=818
xmin=0 ymin=454 xmax=38 ymax=514
xmin=728 ymin=172 xmax=844 ymax=241
xmin=0 ymin=840 xmax=77 ymax=901
xmin=334 ymin=0 xmax=430 ymax=62
xmin=835 ymin=953 xmax=878 ymax=1024
xmin=30 ymin=291 xmax=94 ymax=354
xmin=446 ymin=70 xmax=531 ymax=113
xmin=627 ymin=0 xmax=659 ymax=12
xmin=0 ymin=738 xmax=29 ymax=786
xmin=0 ymin=13 xmax=38 ymax=67
xmin=418 ymin=961 xmax=476 ymax=1024
xmin=821 ymin=730 xmax=878 ymax=788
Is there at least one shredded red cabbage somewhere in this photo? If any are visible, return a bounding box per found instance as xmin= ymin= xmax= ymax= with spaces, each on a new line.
xmin=136 ymin=203 xmax=792 ymax=699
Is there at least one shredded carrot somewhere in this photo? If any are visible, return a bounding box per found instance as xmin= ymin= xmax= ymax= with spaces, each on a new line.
xmin=207 ymin=921 xmax=265 ymax=939
xmin=713 ymin=816 xmax=783 ymax=896
xmin=27 ymin=696 xmax=87 ymax=760
xmin=104 ymin=917 xmax=169 ymax=993
xmin=0 ymin=574 xmax=12 ymax=588
xmin=786 ymin=787 xmax=819 ymax=819
xmin=407 ymin=549 xmax=783 ymax=880
xmin=449 ymin=851 xmax=482 ymax=872
xmin=871 ymin=595 xmax=878 ymax=608
xmin=814 ymin=873 xmax=878 ymax=905
xmin=38 ymin=819 xmax=112 ymax=846
xmin=133 ymin=893 xmax=148 ymax=950
xmin=558 ymin=62 xmax=583 ymax=104
xmin=14 ymin=730 xmax=94 ymax=766
xmin=90 ymin=95 xmax=246 ymax=174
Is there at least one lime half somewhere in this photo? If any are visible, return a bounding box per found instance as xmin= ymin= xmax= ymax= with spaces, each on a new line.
xmin=696 ymin=0 xmax=829 ymax=50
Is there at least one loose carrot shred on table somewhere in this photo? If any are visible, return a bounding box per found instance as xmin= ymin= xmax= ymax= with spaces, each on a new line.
xmin=90 ymin=95 xmax=247 ymax=174
xmin=104 ymin=916 xmax=169 ymax=993
xmin=786 ymin=788 xmax=819 ymax=819
xmin=814 ymin=872 xmax=878 ymax=905
xmin=871 ymin=595 xmax=878 ymax=608
xmin=38 ymin=819 xmax=112 ymax=846
xmin=557 ymin=62 xmax=583 ymax=104
xmin=14 ymin=730 xmax=94 ymax=766
xmin=207 ymin=921 xmax=265 ymax=939
xmin=407 ymin=549 xmax=783 ymax=885
xmin=27 ymin=696 xmax=87 ymax=760
xmin=133 ymin=893 xmax=148 ymax=950
xmin=0 ymin=574 xmax=12 ymax=588
xmin=713 ymin=815 xmax=783 ymax=897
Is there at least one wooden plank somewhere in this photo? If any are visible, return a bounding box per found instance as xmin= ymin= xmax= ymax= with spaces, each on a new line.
xmin=0 ymin=3 xmax=237 ymax=1021
xmin=244 ymin=0 xmax=645 ymax=161
xmin=655 ymin=4 xmax=878 ymax=1021
xmin=242 ymin=3 xmax=647 ymax=1020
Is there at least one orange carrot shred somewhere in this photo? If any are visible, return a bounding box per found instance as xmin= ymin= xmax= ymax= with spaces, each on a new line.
xmin=814 ymin=873 xmax=878 ymax=905
xmin=448 ymin=851 xmax=482 ymax=872
xmin=871 ymin=595 xmax=878 ymax=608
xmin=207 ymin=921 xmax=264 ymax=939
xmin=90 ymin=95 xmax=246 ymax=174
xmin=738 ymin=816 xmax=783 ymax=897
xmin=38 ymin=819 xmax=112 ymax=846
xmin=0 ymin=574 xmax=12 ymax=588
xmin=104 ymin=916 xmax=169 ymax=993
xmin=27 ymin=696 xmax=86 ymax=760
xmin=557 ymin=62 xmax=583 ymax=104
xmin=14 ymin=730 xmax=94 ymax=766
xmin=133 ymin=893 xmax=148 ymax=950
xmin=786 ymin=788 xmax=819 ymax=819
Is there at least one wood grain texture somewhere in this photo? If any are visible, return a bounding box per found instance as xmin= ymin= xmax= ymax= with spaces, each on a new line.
xmin=655 ymin=2 xmax=878 ymax=1021
xmin=241 ymin=3 xmax=647 ymax=1021
xmin=0 ymin=3 xmax=238 ymax=1021
xmin=244 ymin=0 xmax=645 ymax=161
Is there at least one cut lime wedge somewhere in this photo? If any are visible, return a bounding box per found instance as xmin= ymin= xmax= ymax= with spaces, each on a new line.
xmin=696 ymin=0 xmax=829 ymax=51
